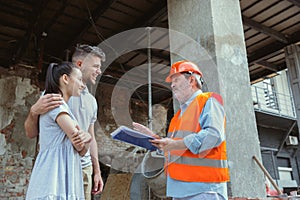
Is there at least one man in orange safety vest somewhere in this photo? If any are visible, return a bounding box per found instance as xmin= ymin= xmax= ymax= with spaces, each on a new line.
xmin=133 ymin=60 xmax=229 ymax=200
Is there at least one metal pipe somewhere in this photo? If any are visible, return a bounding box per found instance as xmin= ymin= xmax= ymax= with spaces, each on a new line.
xmin=146 ymin=27 xmax=152 ymax=130
xmin=253 ymin=155 xmax=283 ymax=195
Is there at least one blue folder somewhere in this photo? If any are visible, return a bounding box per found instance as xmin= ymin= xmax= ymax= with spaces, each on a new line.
xmin=111 ymin=126 xmax=157 ymax=151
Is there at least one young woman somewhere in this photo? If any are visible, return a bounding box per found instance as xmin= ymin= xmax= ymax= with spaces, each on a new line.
xmin=26 ymin=62 xmax=91 ymax=200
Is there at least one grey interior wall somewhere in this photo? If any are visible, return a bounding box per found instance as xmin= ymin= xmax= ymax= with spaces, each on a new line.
xmin=167 ymin=0 xmax=265 ymax=198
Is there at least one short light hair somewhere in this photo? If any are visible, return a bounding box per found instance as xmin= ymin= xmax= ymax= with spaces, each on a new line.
xmin=72 ymin=44 xmax=105 ymax=62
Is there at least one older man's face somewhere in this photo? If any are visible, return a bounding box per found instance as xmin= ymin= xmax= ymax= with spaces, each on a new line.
xmin=170 ymin=73 xmax=193 ymax=104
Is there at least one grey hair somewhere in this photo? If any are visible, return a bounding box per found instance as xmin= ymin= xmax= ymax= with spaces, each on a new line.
xmin=182 ymin=72 xmax=203 ymax=89
xmin=192 ymin=73 xmax=203 ymax=89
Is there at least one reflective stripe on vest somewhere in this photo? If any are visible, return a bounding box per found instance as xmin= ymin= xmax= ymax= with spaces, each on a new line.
xmin=169 ymin=155 xmax=228 ymax=168
xmin=166 ymin=92 xmax=229 ymax=183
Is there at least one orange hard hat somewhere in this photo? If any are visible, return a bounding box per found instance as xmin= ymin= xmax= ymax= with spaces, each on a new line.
xmin=165 ymin=60 xmax=203 ymax=82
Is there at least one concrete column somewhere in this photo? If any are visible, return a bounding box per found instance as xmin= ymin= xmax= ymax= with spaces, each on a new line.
xmin=285 ymin=44 xmax=300 ymax=135
xmin=167 ymin=0 xmax=265 ymax=198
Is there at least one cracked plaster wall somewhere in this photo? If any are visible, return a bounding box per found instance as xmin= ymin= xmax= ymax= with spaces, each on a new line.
xmin=0 ymin=73 xmax=40 ymax=199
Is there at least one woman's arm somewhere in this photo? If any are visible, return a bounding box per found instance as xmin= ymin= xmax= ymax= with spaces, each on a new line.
xmin=56 ymin=113 xmax=91 ymax=155
xmin=71 ymin=125 xmax=92 ymax=156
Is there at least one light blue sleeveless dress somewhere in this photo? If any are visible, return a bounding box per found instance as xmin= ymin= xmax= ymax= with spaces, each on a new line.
xmin=26 ymin=102 xmax=84 ymax=200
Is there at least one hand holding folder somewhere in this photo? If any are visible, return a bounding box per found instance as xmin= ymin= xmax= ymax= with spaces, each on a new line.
xmin=111 ymin=126 xmax=157 ymax=151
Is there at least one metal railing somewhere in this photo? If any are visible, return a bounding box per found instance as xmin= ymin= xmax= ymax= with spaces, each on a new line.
xmin=251 ymin=85 xmax=296 ymax=119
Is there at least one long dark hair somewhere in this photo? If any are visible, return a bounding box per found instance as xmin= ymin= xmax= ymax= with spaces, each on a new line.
xmin=44 ymin=62 xmax=76 ymax=96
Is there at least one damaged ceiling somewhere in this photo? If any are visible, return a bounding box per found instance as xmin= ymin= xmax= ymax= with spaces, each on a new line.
xmin=0 ymin=0 xmax=300 ymax=104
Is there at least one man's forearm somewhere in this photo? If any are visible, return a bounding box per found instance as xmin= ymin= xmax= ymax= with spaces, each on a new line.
xmin=24 ymin=108 xmax=39 ymax=138
xmin=90 ymin=138 xmax=101 ymax=174
xmin=90 ymin=137 xmax=104 ymax=195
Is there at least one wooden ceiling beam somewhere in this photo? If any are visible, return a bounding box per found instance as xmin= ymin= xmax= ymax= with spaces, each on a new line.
xmin=43 ymin=1 xmax=68 ymax=35
xmin=129 ymin=0 xmax=167 ymax=29
xmin=0 ymin=19 xmax=27 ymax=31
xmin=67 ymin=0 xmax=118 ymax=49
xmin=138 ymin=49 xmax=170 ymax=61
xmin=12 ymin=0 xmax=50 ymax=65
xmin=242 ymin=15 xmax=289 ymax=44
xmin=286 ymin=0 xmax=300 ymax=7
xmin=102 ymin=61 xmax=168 ymax=83
xmin=139 ymin=1 xmax=167 ymax=27
xmin=116 ymin=1 xmax=169 ymax=63
xmin=0 ymin=4 xmax=31 ymax=18
xmin=255 ymin=61 xmax=279 ymax=72
xmin=250 ymin=62 xmax=286 ymax=81
xmin=247 ymin=30 xmax=300 ymax=64
xmin=100 ymin=74 xmax=171 ymax=104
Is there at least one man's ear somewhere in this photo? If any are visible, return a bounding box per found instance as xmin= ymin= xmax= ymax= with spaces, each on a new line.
xmin=190 ymin=76 xmax=196 ymax=85
xmin=76 ymin=60 xmax=82 ymax=68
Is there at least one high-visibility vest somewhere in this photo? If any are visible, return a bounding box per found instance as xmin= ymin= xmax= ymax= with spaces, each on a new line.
xmin=166 ymin=92 xmax=229 ymax=183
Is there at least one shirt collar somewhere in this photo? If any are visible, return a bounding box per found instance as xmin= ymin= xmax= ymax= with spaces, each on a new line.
xmin=81 ymin=86 xmax=89 ymax=94
xmin=180 ymin=90 xmax=203 ymax=110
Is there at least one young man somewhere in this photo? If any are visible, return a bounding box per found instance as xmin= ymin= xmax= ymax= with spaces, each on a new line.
xmin=24 ymin=44 xmax=105 ymax=200
xmin=133 ymin=60 xmax=229 ymax=200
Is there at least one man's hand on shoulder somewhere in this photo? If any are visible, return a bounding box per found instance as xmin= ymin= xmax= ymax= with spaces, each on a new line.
xmin=31 ymin=93 xmax=63 ymax=115
xmin=24 ymin=93 xmax=63 ymax=138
